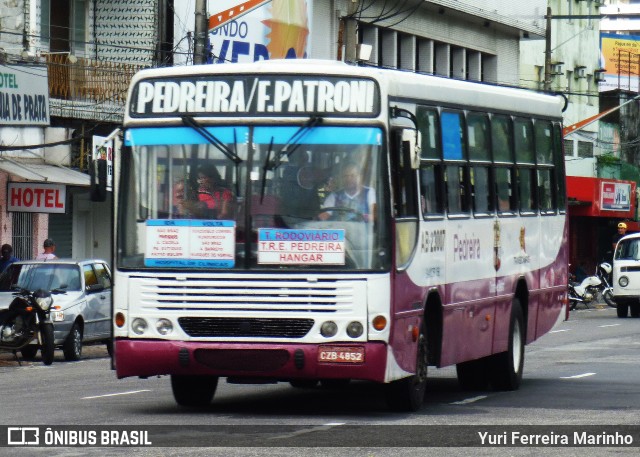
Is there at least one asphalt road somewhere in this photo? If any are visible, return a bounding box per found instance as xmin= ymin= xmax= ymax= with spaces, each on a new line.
xmin=1 ymin=305 xmax=639 ymax=456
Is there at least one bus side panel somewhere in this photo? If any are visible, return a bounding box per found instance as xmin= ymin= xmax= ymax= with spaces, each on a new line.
xmin=388 ymin=270 xmax=427 ymax=374
xmin=439 ymin=277 xmax=496 ymax=367
xmin=534 ymin=217 xmax=569 ymax=339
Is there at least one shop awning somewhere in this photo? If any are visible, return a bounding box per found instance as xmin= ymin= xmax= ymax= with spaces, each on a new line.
xmin=0 ymin=160 xmax=90 ymax=187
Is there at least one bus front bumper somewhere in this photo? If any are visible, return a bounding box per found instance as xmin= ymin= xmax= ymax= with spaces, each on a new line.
xmin=114 ymin=339 xmax=388 ymax=383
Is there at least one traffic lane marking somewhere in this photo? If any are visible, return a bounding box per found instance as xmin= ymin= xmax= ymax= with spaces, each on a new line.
xmin=82 ymin=389 xmax=151 ymax=400
xmin=550 ymin=329 xmax=571 ymax=333
xmin=450 ymin=395 xmax=488 ymax=405
xmin=599 ymin=324 xmax=621 ymax=328
xmin=560 ymin=373 xmax=596 ymax=379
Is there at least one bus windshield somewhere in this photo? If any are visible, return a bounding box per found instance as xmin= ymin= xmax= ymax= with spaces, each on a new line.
xmin=118 ymin=125 xmax=390 ymax=271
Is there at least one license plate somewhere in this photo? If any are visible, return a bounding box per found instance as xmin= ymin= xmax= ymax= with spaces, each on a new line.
xmin=318 ymin=346 xmax=365 ymax=363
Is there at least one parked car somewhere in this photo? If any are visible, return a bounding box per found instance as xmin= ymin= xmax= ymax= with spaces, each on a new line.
xmin=612 ymin=232 xmax=640 ymax=318
xmin=0 ymin=259 xmax=112 ymax=361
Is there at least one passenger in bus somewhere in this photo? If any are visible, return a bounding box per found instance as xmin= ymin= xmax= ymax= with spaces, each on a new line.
xmin=318 ymin=161 xmax=376 ymax=222
xmin=197 ymin=164 xmax=234 ymax=219
xmin=171 ymin=179 xmax=199 ymax=218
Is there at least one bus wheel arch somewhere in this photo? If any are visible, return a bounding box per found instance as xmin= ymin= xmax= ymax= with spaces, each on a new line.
xmin=514 ymin=278 xmax=529 ymax=342
xmin=424 ymin=290 xmax=443 ymax=367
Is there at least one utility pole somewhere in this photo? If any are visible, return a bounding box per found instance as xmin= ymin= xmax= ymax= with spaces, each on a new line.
xmin=194 ymin=0 xmax=208 ymax=65
xmin=544 ymin=6 xmax=552 ymax=92
xmin=339 ymin=0 xmax=360 ymax=62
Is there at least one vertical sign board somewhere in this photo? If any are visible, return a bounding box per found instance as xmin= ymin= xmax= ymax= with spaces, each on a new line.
xmin=601 ymin=181 xmax=631 ymax=211
xmin=0 ymin=64 xmax=50 ymax=126
xmin=7 ymin=183 xmax=66 ymax=213
xmin=92 ymin=135 xmax=114 ymax=190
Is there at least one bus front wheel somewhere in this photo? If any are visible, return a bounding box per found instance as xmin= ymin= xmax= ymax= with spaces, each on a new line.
xmin=385 ymin=325 xmax=428 ymax=412
xmin=489 ymin=299 xmax=524 ymax=391
xmin=171 ymin=375 xmax=218 ymax=407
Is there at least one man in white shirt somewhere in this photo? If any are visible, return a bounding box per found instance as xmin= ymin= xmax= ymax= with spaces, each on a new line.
xmin=36 ymin=239 xmax=58 ymax=260
xmin=319 ymin=162 xmax=376 ymax=222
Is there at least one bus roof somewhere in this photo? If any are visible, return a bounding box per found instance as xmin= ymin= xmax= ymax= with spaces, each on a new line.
xmin=126 ymin=59 xmax=564 ymax=121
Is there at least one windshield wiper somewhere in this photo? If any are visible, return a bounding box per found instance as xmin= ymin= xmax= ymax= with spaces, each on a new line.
xmin=181 ymin=116 xmax=243 ymax=164
xmin=266 ymin=115 xmax=322 ymax=171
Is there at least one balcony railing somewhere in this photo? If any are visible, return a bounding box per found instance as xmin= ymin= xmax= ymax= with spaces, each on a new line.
xmin=44 ymin=53 xmax=145 ymax=118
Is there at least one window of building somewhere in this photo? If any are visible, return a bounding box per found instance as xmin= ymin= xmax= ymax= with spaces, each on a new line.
xmin=41 ymin=0 xmax=86 ymax=54
xmin=11 ymin=213 xmax=33 ymax=261
xmin=577 ymin=141 xmax=594 ymax=158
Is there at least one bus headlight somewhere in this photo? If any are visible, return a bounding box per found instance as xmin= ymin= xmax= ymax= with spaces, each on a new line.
xmin=131 ymin=318 xmax=148 ymax=335
xmin=156 ymin=319 xmax=173 ymax=335
xmin=346 ymin=321 xmax=364 ymax=338
xmin=320 ymin=321 xmax=338 ymax=337
xmin=619 ymin=276 xmax=629 ymax=287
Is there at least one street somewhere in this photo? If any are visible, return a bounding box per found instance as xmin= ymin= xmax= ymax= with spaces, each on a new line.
xmin=1 ymin=305 xmax=639 ymax=456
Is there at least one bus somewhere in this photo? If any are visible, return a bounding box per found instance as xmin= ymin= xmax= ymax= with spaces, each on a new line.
xmin=101 ymin=59 xmax=568 ymax=411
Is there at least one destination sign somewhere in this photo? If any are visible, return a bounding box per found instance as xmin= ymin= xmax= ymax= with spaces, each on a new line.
xmin=130 ymin=75 xmax=379 ymax=117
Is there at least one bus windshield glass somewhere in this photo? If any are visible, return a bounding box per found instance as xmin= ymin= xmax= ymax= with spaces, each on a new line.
xmin=118 ymin=125 xmax=390 ymax=271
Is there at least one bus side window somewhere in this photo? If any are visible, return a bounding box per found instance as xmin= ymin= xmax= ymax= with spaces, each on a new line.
xmin=537 ymin=169 xmax=554 ymax=213
xmin=471 ymin=166 xmax=492 ymax=213
xmin=445 ymin=165 xmax=469 ymax=214
xmin=496 ymin=167 xmax=514 ymax=212
xmin=419 ymin=164 xmax=443 ymax=215
xmin=467 ymin=112 xmax=492 ymax=214
xmin=517 ymin=168 xmax=536 ymax=213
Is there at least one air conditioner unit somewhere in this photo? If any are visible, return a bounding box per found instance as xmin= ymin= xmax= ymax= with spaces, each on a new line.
xmin=575 ymin=66 xmax=586 ymax=79
xmin=551 ymin=62 xmax=564 ymax=76
xmin=594 ymin=68 xmax=606 ymax=83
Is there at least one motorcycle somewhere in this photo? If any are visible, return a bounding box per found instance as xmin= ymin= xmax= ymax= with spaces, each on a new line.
xmin=596 ymin=262 xmax=616 ymax=308
xmin=569 ymin=262 xmax=616 ymax=310
xmin=0 ymin=288 xmax=55 ymax=365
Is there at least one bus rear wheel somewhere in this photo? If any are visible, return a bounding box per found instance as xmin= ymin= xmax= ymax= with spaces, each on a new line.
xmin=171 ymin=375 xmax=218 ymax=407
xmin=489 ymin=299 xmax=524 ymax=391
xmin=385 ymin=326 xmax=428 ymax=412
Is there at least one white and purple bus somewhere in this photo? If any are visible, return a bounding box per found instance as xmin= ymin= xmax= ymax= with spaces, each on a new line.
xmin=105 ymin=60 xmax=568 ymax=411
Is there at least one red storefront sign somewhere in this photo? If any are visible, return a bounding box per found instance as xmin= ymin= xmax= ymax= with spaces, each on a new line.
xmin=7 ymin=182 xmax=66 ymax=213
xmin=566 ymin=176 xmax=636 ymax=218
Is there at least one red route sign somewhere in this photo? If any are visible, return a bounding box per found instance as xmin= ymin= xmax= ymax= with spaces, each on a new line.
xmin=209 ymin=0 xmax=272 ymax=31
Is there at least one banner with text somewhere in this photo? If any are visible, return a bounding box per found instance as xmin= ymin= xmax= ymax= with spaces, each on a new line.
xmin=0 ymin=64 xmax=50 ymax=126
xmin=7 ymin=182 xmax=66 ymax=213
xmin=209 ymin=0 xmax=311 ymax=63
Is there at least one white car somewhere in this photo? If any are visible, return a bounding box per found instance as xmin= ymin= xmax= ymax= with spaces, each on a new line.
xmin=612 ymin=233 xmax=640 ymax=318
xmin=0 ymin=259 xmax=112 ymax=360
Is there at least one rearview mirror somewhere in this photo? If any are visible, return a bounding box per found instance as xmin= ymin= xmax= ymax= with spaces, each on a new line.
xmin=86 ymin=283 xmax=105 ymax=293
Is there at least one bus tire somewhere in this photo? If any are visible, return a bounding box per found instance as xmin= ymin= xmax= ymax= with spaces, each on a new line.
xmin=385 ymin=325 xmax=428 ymax=412
xmin=630 ymin=304 xmax=640 ymax=318
xmin=40 ymin=323 xmax=55 ymax=366
xmin=171 ymin=375 xmax=218 ymax=407
xmin=456 ymin=358 xmax=490 ymax=391
xmin=489 ymin=299 xmax=524 ymax=391
xmin=289 ymin=379 xmax=318 ymax=388
xmin=617 ymin=303 xmax=629 ymax=318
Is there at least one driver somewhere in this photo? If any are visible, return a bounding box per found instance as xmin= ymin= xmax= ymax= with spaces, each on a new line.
xmin=318 ymin=161 xmax=376 ymax=222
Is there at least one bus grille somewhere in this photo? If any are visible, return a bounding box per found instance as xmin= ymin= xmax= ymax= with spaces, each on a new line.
xmin=178 ymin=317 xmax=315 ymax=338
xmin=135 ymin=277 xmax=362 ymax=313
